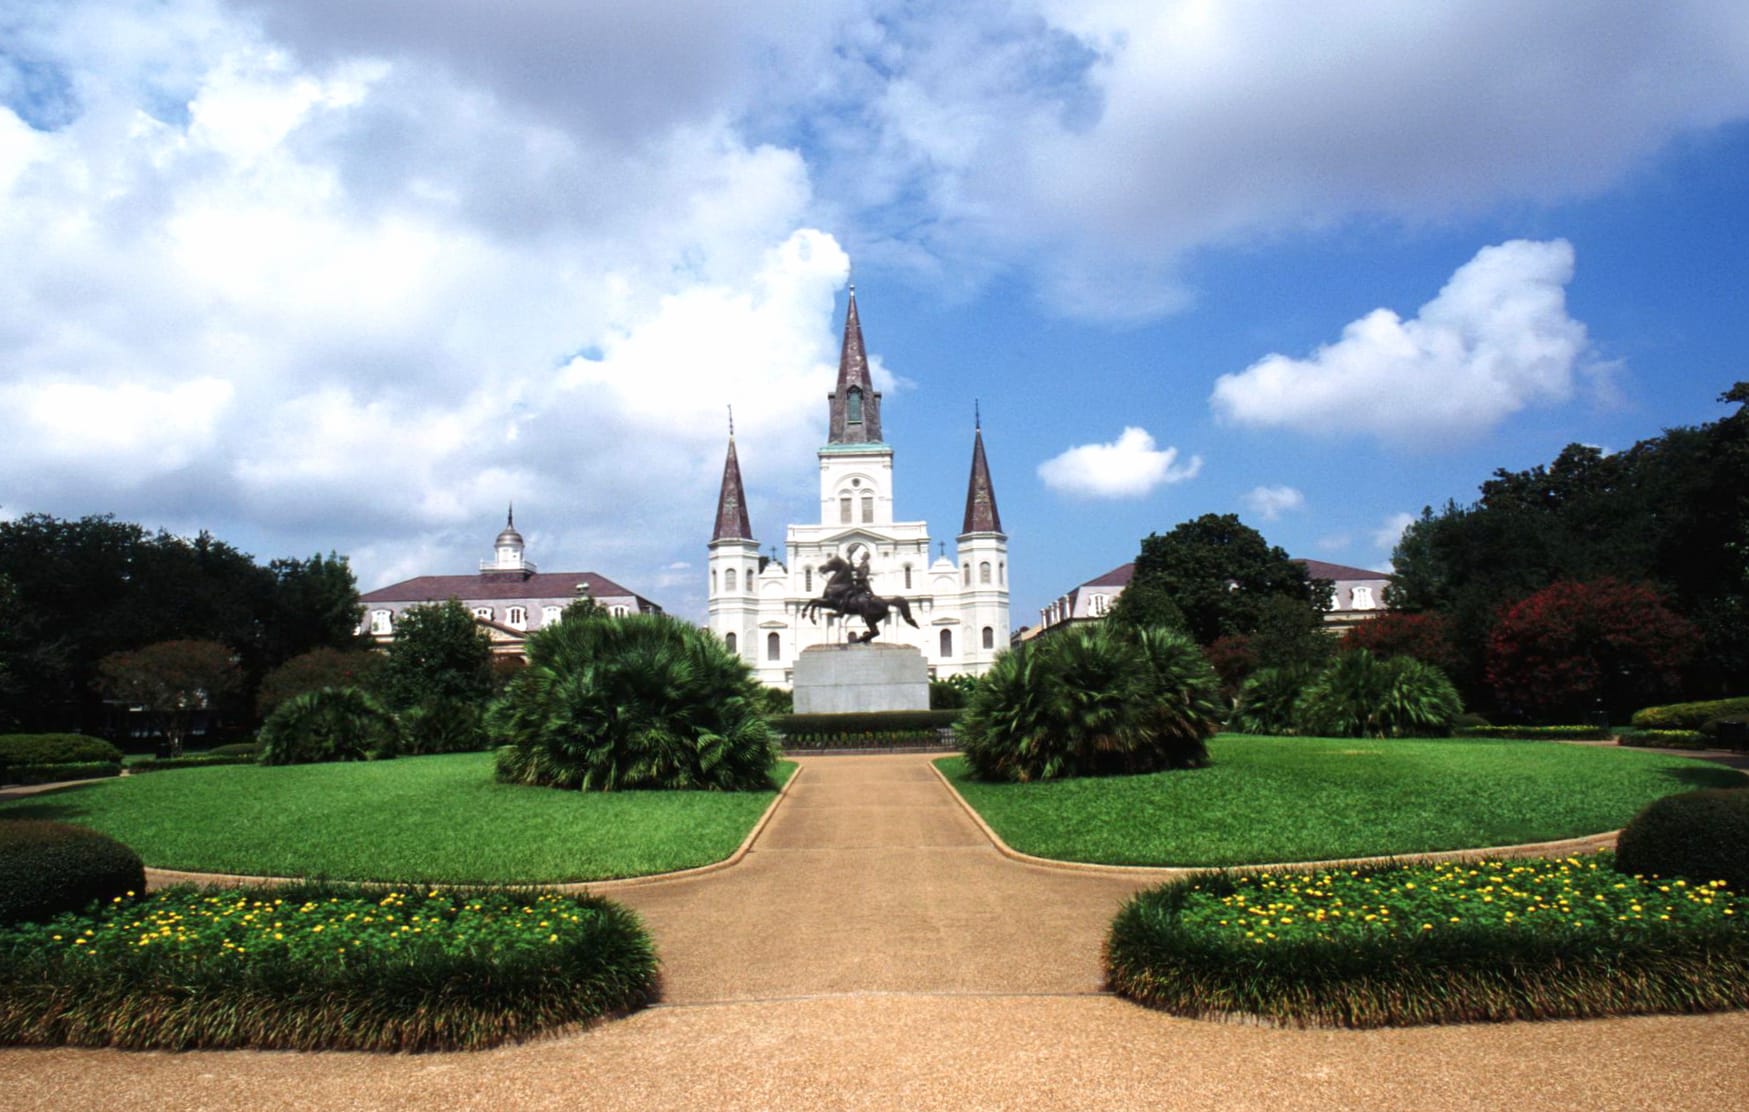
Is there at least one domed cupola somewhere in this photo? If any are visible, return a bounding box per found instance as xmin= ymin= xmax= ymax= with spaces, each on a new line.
xmin=484 ymin=505 xmax=535 ymax=574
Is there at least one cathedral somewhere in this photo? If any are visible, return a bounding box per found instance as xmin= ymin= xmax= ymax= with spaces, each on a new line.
xmin=708 ymin=287 xmax=1010 ymax=686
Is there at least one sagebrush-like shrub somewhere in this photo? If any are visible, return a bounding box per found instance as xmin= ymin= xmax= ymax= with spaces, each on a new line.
xmin=258 ymin=687 xmax=400 ymax=765
xmin=0 ymin=821 xmax=145 ymax=926
xmin=1614 ymin=788 xmax=1749 ymax=890
xmin=957 ymin=624 xmax=1218 ymax=782
xmin=491 ymin=612 xmax=777 ymax=791
xmin=1293 ymin=650 xmax=1463 ymax=738
xmin=0 ymin=734 xmax=123 ymax=770
xmin=1630 ymin=696 xmax=1749 ymax=732
xmin=1231 ymin=667 xmax=1312 ymax=735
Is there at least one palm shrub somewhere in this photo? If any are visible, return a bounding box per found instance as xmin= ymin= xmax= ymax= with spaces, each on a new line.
xmin=398 ymin=695 xmax=488 ymax=754
xmin=490 ymin=611 xmax=777 ymax=791
xmin=957 ymin=624 xmax=1219 ymax=781
xmin=1231 ymin=666 xmax=1313 ymax=735
xmin=258 ymin=687 xmax=400 ymax=765
xmin=1293 ymin=650 xmax=1463 ymax=738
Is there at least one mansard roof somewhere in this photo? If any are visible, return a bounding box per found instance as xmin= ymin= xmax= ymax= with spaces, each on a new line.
xmin=712 ymin=434 xmax=755 ymax=542
xmin=827 ymin=285 xmax=883 ymax=444
xmin=1294 ymin=559 xmax=1391 ymax=582
xmin=960 ymin=421 xmax=1003 ymax=535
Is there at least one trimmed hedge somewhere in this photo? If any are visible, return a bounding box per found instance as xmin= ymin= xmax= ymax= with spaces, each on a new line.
xmin=772 ymin=710 xmax=960 ymax=735
xmin=1456 ymin=725 xmax=1613 ymax=741
xmin=1615 ymin=788 xmax=1749 ymax=891
xmin=126 ymin=755 xmax=258 ymax=773
xmin=1 ymin=763 xmax=124 ymax=786
xmin=1616 ymin=729 xmax=1711 ymax=750
xmin=203 ymin=742 xmax=261 ymax=758
xmin=0 ymin=821 xmax=146 ymax=926
xmin=0 ymin=735 xmax=124 ymax=771
xmin=1631 ymin=697 xmax=1749 ymax=732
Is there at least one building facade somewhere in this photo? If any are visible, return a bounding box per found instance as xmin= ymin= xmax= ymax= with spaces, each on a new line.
xmin=359 ymin=511 xmax=663 ymax=656
xmin=1036 ymin=559 xmax=1392 ymax=636
xmin=707 ymin=287 xmax=1010 ymax=686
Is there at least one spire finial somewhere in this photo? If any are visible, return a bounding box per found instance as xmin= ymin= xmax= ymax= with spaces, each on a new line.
xmin=507 ymin=502 xmax=514 ymax=528
xmin=975 ymin=398 xmax=981 ymax=430
xmin=728 ymin=404 xmax=735 ymax=438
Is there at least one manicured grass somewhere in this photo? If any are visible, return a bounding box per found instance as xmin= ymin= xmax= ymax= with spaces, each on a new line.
xmin=0 ymin=753 xmax=795 ymax=884
xmin=941 ymin=735 xmax=1746 ymax=866
xmin=0 ymin=882 xmax=657 ymax=1050
xmin=1106 ymin=854 xmax=1749 ymax=1026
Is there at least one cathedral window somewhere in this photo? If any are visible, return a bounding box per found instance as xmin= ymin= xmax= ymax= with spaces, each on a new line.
xmin=725 ymin=632 xmax=737 ymax=654
xmin=767 ymin=632 xmax=781 ymax=661
xmin=861 ymin=494 xmax=873 ymax=522
xmin=725 ymin=568 xmax=738 ymax=591
xmin=840 ymin=496 xmax=852 ymax=524
xmin=847 ymin=386 xmax=863 ymax=424
xmin=979 ymin=561 xmax=991 ymax=585
xmin=999 ymin=561 xmax=1006 ymax=584
xmin=711 ymin=569 xmax=718 ymax=594
xmin=507 ymin=606 xmax=527 ymax=628
xmin=940 ymin=629 xmax=953 ymax=658
xmin=805 ymin=566 xmax=813 ymax=592
xmin=903 ymin=564 xmax=913 ymax=589
xmin=962 ymin=563 xmax=970 ymax=586
xmin=370 ymin=609 xmax=393 ymax=635
xmin=982 ymin=626 xmax=995 ymax=650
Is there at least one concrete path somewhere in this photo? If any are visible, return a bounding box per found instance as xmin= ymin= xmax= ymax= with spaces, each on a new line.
xmin=3 ymin=753 xmax=1747 ymax=1111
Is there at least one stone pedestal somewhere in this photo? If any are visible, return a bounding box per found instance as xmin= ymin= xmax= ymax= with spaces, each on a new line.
xmin=792 ymin=642 xmax=930 ymax=714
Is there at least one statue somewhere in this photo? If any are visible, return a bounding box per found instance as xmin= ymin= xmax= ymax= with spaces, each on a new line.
xmin=801 ymin=553 xmax=920 ymax=643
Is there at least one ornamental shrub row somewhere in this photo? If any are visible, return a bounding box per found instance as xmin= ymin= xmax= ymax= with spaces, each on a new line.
xmin=772 ymin=710 xmax=960 ymax=737
xmin=1631 ymin=696 xmax=1749 ymax=732
xmin=1 ymin=763 xmax=124 ymax=786
xmin=1232 ymin=651 xmax=1463 ymax=739
xmin=0 ymin=821 xmax=145 ymax=926
xmin=779 ymin=729 xmax=949 ymax=751
xmin=0 ymin=734 xmax=124 ymax=774
xmin=1455 ymin=725 xmax=1613 ymax=741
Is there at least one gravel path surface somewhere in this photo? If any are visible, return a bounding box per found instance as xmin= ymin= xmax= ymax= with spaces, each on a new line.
xmin=4 ymin=752 xmax=1745 ymax=1110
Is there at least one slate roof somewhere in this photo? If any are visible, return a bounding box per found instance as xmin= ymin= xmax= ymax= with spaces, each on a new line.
xmin=713 ymin=435 xmax=755 ymax=542
xmin=1293 ymin=559 xmax=1391 ymax=582
xmin=827 ymin=285 xmax=883 ymax=444
xmin=960 ymin=424 xmax=1004 ymax=534
xmin=361 ymin=570 xmax=656 ymax=609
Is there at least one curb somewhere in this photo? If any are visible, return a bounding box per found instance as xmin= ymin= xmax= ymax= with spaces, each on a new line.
xmin=927 ymin=757 xmax=1623 ymax=880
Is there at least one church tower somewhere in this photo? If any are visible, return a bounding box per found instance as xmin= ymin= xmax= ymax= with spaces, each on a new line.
xmin=955 ymin=408 xmax=1010 ymax=666
xmin=707 ymin=422 xmax=761 ymax=661
xmin=817 ymin=286 xmax=896 ymax=530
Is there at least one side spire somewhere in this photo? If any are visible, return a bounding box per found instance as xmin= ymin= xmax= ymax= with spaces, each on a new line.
xmin=712 ymin=422 xmax=754 ymax=542
xmin=961 ymin=413 xmax=1003 ymax=535
xmin=827 ymin=283 xmax=883 ymax=444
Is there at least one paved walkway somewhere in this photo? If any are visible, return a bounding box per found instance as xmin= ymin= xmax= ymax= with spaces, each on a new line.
xmin=3 ymin=753 xmax=1747 ymax=1111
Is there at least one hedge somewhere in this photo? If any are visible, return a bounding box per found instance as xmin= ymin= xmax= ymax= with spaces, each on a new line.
xmin=1454 ymin=725 xmax=1612 ymax=741
xmin=1616 ymin=729 xmax=1711 ymax=751
xmin=0 ymin=821 xmax=145 ymax=926
xmin=1631 ymin=697 xmax=1749 ymax=732
xmin=1 ymin=763 xmax=125 ymax=787
xmin=126 ymin=755 xmax=259 ymax=773
xmin=771 ymin=709 xmax=960 ymax=750
xmin=0 ymin=735 xmax=124 ymax=772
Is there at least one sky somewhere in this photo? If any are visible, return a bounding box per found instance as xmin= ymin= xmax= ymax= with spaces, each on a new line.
xmin=3 ymin=1 xmax=1748 ymax=630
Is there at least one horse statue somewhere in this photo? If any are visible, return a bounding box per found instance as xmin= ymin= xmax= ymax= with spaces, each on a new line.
xmin=800 ymin=554 xmax=920 ymax=643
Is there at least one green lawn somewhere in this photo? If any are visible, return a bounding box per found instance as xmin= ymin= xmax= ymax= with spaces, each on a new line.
xmin=0 ymin=753 xmax=795 ymax=884
xmin=940 ymin=735 xmax=1746 ymax=866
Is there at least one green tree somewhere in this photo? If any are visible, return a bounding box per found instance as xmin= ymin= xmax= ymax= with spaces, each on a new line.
xmin=96 ymin=639 xmax=242 ymax=756
xmin=378 ymin=599 xmax=494 ymax=710
xmin=257 ymin=647 xmax=388 ymax=717
xmin=265 ymin=552 xmax=365 ymax=664
xmin=1110 ymin=514 xmax=1330 ymax=646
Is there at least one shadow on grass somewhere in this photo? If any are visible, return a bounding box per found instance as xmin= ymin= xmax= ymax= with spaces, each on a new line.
xmin=1657 ymin=763 xmax=1749 ymax=790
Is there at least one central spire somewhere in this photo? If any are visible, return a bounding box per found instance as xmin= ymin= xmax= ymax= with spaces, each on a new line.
xmin=827 ymin=284 xmax=883 ymax=444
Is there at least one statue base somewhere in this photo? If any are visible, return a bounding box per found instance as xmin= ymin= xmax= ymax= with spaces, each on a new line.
xmin=792 ymin=642 xmax=930 ymax=714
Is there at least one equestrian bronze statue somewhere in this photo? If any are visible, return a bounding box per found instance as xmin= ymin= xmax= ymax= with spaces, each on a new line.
xmin=801 ymin=554 xmax=920 ymax=643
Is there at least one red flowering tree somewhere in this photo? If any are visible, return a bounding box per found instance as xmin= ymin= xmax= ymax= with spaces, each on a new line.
xmin=97 ymin=639 xmax=241 ymax=756
xmin=1484 ymin=579 xmax=1695 ymax=723
xmin=256 ymin=647 xmax=387 ymax=717
xmin=1341 ymin=612 xmax=1461 ymax=674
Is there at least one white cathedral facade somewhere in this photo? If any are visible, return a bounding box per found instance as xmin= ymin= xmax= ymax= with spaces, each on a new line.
xmin=707 ymin=288 xmax=1010 ymax=686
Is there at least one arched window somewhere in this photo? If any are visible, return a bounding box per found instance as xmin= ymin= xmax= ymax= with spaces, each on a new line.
xmin=999 ymin=561 xmax=1006 ymax=584
xmin=725 ymin=567 xmax=737 ymax=592
xmin=982 ymin=626 xmax=994 ymax=650
xmin=847 ymin=386 xmax=863 ymax=424
xmin=840 ymin=496 xmax=852 ymax=524
xmin=979 ymin=561 xmax=992 ymax=584
xmin=725 ymin=632 xmax=737 ymax=654
xmin=711 ymin=569 xmax=718 ymax=594
xmin=903 ymin=564 xmax=913 ymax=589
xmin=861 ymin=494 xmax=873 ymax=522
xmin=804 ymin=566 xmax=813 ymax=592
xmin=370 ymin=610 xmax=393 ymax=635
xmin=507 ymin=606 xmax=527 ymax=628
xmin=962 ymin=563 xmax=970 ymax=586
xmin=542 ymin=606 xmax=562 ymax=626
xmin=767 ymin=632 xmax=781 ymax=661
xmin=473 ymin=606 xmax=493 ymax=621
xmin=1090 ymin=594 xmax=1108 ymax=616
xmin=939 ymin=629 xmax=953 ymax=658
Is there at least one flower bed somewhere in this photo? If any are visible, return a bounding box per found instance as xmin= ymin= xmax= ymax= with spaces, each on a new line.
xmin=0 ymin=883 xmax=657 ymax=1051
xmin=1107 ymin=855 xmax=1748 ymax=1027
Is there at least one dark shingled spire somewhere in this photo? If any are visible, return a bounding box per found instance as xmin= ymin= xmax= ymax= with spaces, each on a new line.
xmin=712 ymin=432 xmax=754 ymax=542
xmin=961 ymin=411 xmax=1003 ymax=535
xmin=827 ymin=285 xmax=883 ymax=444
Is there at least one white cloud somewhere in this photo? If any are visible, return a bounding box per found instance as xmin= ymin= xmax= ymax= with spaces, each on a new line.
xmin=1373 ymin=512 xmax=1418 ymax=552
xmin=1240 ymin=484 xmax=1304 ymax=521
xmin=1037 ymin=426 xmax=1200 ymax=499
xmin=1209 ymin=240 xmax=1595 ymax=443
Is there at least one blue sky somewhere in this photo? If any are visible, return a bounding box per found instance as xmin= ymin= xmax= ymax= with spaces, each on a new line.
xmin=2 ymin=2 xmax=1746 ymax=629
